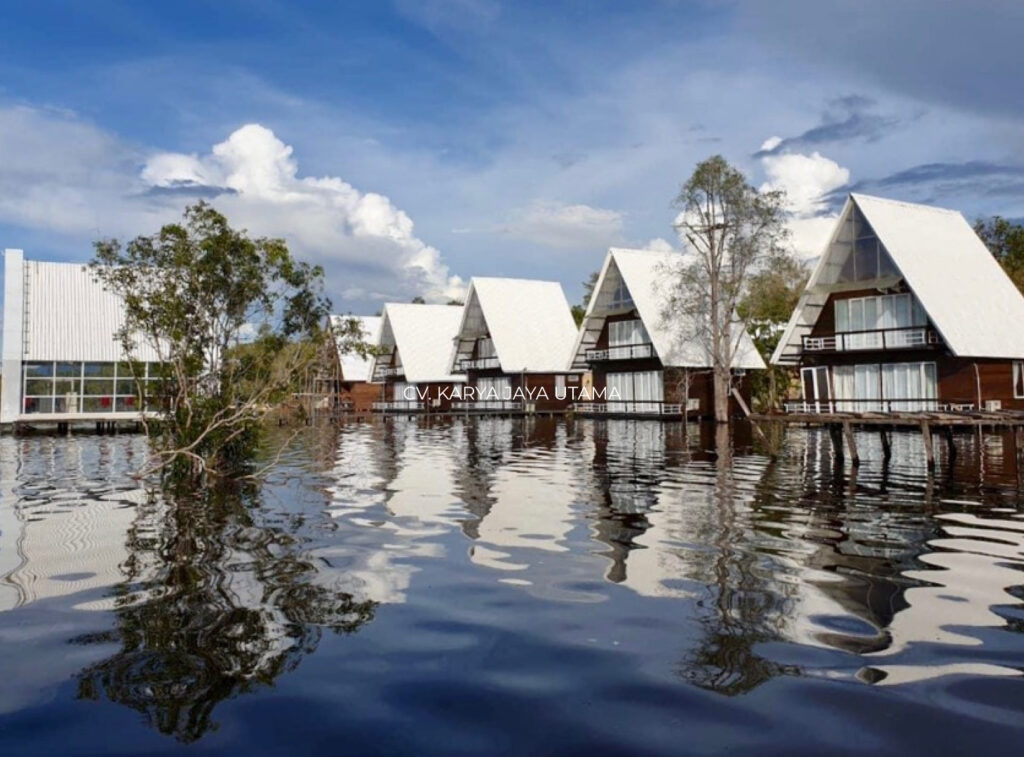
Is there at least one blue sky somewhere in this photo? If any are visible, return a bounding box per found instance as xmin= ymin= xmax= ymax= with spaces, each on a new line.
xmin=2 ymin=0 xmax=1024 ymax=314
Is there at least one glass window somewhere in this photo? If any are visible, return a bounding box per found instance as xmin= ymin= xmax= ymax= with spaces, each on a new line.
xmin=55 ymin=362 xmax=80 ymax=377
xmin=115 ymin=379 xmax=139 ymax=396
xmin=54 ymin=379 xmax=79 ymax=395
xmin=477 ymin=337 xmax=496 ymax=358
xmin=24 ymin=379 xmax=52 ymax=396
xmin=84 ymin=362 xmax=116 ymax=377
xmin=610 ymin=278 xmax=633 ymax=310
xmin=1014 ymin=361 xmax=1024 ymax=399
xmin=24 ymin=362 xmax=53 ymax=377
xmin=83 ymin=379 xmax=115 ymax=396
xmin=23 ymin=397 xmax=53 ymax=413
xmin=115 ymin=396 xmax=138 ymax=412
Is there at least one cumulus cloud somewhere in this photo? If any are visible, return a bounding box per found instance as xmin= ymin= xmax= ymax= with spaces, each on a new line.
xmin=0 ymin=106 xmax=463 ymax=307
xmin=503 ymin=201 xmax=624 ymax=250
xmin=140 ymin=124 xmax=464 ymax=303
xmin=758 ymin=147 xmax=851 ymax=259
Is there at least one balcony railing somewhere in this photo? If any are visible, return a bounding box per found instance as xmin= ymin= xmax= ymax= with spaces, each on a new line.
xmin=374 ymin=366 xmax=405 ymax=379
xmin=372 ymin=400 xmax=423 ymax=412
xmin=452 ymin=399 xmax=525 ymax=412
xmin=585 ymin=343 xmax=655 ymax=362
xmin=782 ymin=398 xmax=974 ymax=414
xmin=458 ymin=355 xmax=501 ymax=371
xmin=802 ymin=327 xmax=940 ymax=353
xmin=574 ymin=399 xmax=695 ymax=416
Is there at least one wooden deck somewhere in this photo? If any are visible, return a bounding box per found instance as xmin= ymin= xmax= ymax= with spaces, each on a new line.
xmin=751 ymin=410 xmax=1024 ymax=474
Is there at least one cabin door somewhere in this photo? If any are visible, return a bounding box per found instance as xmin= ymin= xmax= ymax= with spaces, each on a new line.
xmin=800 ymin=367 xmax=832 ymax=412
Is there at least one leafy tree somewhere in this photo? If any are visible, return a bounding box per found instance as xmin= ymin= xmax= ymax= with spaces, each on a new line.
xmin=974 ymin=216 xmax=1024 ymax=293
xmin=411 ymin=295 xmax=426 ymax=304
xmin=738 ymin=255 xmax=808 ymax=410
xmin=446 ymin=299 xmax=464 ymax=306
xmin=91 ymin=202 xmax=336 ymax=482
xmin=662 ymin=156 xmax=789 ymax=423
xmin=571 ymin=270 xmax=600 ymax=326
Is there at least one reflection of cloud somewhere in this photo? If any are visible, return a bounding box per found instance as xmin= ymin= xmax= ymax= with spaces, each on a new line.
xmin=860 ymin=512 xmax=1024 ymax=685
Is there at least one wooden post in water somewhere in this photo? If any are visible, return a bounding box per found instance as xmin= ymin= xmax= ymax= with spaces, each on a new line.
xmin=1015 ymin=427 xmax=1024 ymax=490
xmin=842 ymin=421 xmax=860 ymax=467
xmin=921 ymin=421 xmax=935 ymax=470
xmin=880 ymin=428 xmax=892 ymax=463
xmin=829 ymin=424 xmax=844 ymax=464
xmin=943 ymin=426 xmax=957 ymax=464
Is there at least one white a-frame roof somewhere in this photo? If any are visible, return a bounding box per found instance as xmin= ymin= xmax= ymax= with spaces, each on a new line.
xmin=450 ymin=277 xmax=580 ymax=373
xmin=569 ymin=247 xmax=765 ymax=371
xmin=329 ymin=314 xmax=381 ymax=383
xmin=369 ymin=303 xmax=466 ymax=384
xmin=772 ymin=193 xmax=1024 ymax=364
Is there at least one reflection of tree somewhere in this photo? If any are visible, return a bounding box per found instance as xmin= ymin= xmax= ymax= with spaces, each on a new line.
xmin=679 ymin=426 xmax=798 ymax=695
xmin=75 ymin=479 xmax=376 ymax=743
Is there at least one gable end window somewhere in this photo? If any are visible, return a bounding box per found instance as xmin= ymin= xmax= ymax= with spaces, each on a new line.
xmin=1014 ymin=361 xmax=1024 ymax=399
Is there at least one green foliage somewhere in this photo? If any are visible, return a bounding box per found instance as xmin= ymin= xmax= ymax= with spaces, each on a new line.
xmin=974 ymin=216 xmax=1024 ymax=293
xmin=571 ymin=270 xmax=599 ymax=326
xmin=738 ymin=255 xmax=808 ymax=410
xmin=91 ymin=202 xmax=332 ymax=482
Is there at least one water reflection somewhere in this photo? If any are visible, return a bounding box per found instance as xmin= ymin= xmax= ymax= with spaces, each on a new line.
xmin=1 ymin=420 xmax=1023 ymax=750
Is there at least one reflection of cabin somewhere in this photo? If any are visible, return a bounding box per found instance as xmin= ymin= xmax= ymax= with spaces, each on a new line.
xmin=449 ymin=278 xmax=582 ymax=413
xmin=1 ymin=249 xmax=163 ymax=429
xmin=569 ymin=248 xmax=764 ymax=418
xmin=368 ymin=303 xmax=466 ymax=412
xmin=327 ymin=315 xmax=381 ymax=413
xmin=773 ymin=194 xmax=1024 ymax=413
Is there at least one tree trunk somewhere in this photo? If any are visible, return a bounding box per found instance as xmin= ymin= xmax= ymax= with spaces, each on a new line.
xmin=714 ymin=365 xmax=731 ymax=424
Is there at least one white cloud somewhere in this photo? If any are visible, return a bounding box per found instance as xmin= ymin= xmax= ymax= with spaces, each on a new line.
xmin=0 ymin=107 xmax=463 ymax=307
xmin=759 ymin=150 xmax=849 ymax=217
xmin=640 ymin=237 xmax=675 ymax=253
xmin=140 ymin=124 xmax=464 ymax=302
xmin=758 ymin=148 xmax=850 ymax=259
xmin=504 ymin=201 xmax=624 ymax=250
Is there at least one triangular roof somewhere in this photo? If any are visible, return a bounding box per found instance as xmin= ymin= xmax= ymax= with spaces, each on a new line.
xmin=328 ymin=314 xmax=380 ymax=383
xmin=569 ymin=248 xmax=766 ymax=370
xmin=772 ymin=193 xmax=1024 ymax=364
xmin=450 ymin=277 xmax=579 ymax=373
xmin=370 ymin=303 xmax=466 ymax=383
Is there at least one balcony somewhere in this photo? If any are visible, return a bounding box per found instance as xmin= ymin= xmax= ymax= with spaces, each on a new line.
xmin=458 ymin=355 xmax=501 ymax=371
xmin=374 ymin=366 xmax=405 ymax=379
xmin=802 ymin=327 xmax=940 ymax=353
xmin=585 ymin=343 xmax=655 ymax=362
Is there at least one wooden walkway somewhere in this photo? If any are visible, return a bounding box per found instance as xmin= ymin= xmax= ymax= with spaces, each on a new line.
xmin=751 ymin=410 xmax=1024 ymax=473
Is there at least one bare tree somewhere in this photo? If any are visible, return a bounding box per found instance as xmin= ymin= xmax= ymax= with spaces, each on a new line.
xmin=662 ymin=156 xmax=788 ymax=424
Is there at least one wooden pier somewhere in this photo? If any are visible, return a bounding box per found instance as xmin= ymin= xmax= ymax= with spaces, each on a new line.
xmin=751 ymin=409 xmax=1024 ymax=474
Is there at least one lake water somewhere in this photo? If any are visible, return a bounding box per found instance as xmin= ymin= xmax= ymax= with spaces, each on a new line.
xmin=1 ymin=417 xmax=1023 ymax=754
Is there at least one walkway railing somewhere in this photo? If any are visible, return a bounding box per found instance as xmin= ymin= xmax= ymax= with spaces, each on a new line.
xmin=372 ymin=400 xmax=424 ymax=412
xmin=575 ymin=399 xmax=690 ymax=416
xmin=452 ymin=400 xmax=525 ymax=412
xmin=782 ymin=398 xmax=973 ymax=414
xmin=802 ymin=327 xmax=940 ymax=353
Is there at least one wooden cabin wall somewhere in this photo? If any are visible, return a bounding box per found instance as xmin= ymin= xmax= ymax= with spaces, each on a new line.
xmin=340 ymin=382 xmax=380 ymax=413
xmin=936 ymin=357 xmax=1024 ymax=410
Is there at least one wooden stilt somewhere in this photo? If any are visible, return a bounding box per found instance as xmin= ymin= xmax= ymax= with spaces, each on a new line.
xmin=943 ymin=426 xmax=957 ymax=463
xmin=829 ymin=424 xmax=844 ymax=463
xmin=1015 ymin=427 xmax=1024 ymax=491
xmin=880 ymin=428 xmax=892 ymax=462
xmin=842 ymin=421 xmax=860 ymax=467
xmin=921 ymin=421 xmax=935 ymax=470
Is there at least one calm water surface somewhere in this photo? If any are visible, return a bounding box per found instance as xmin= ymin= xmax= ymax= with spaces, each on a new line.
xmin=1 ymin=418 xmax=1023 ymax=754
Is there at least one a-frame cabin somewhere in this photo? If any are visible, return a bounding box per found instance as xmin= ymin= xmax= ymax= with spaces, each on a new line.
xmin=772 ymin=193 xmax=1024 ymax=413
xmin=569 ymin=248 xmax=765 ymax=418
xmin=449 ymin=277 xmax=582 ymax=412
xmin=369 ymin=304 xmax=466 ymax=412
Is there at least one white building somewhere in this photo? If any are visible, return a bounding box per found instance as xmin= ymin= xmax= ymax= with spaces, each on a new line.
xmin=2 ymin=249 xmax=162 ymax=425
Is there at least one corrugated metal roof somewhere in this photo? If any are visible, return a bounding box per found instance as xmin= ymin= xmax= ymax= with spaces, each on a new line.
xmin=329 ymin=314 xmax=381 ymax=383
xmin=570 ymin=248 xmax=766 ymax=370
xmin=772 ymin=194 xmax=1024 ymax=363
xmin=451 ymin=277 xmax=580 ymax=373
xmin=24 ymin=261 xmax=161 ymax=362
xmin=370 ymin=303 xmax=466 ymax=384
